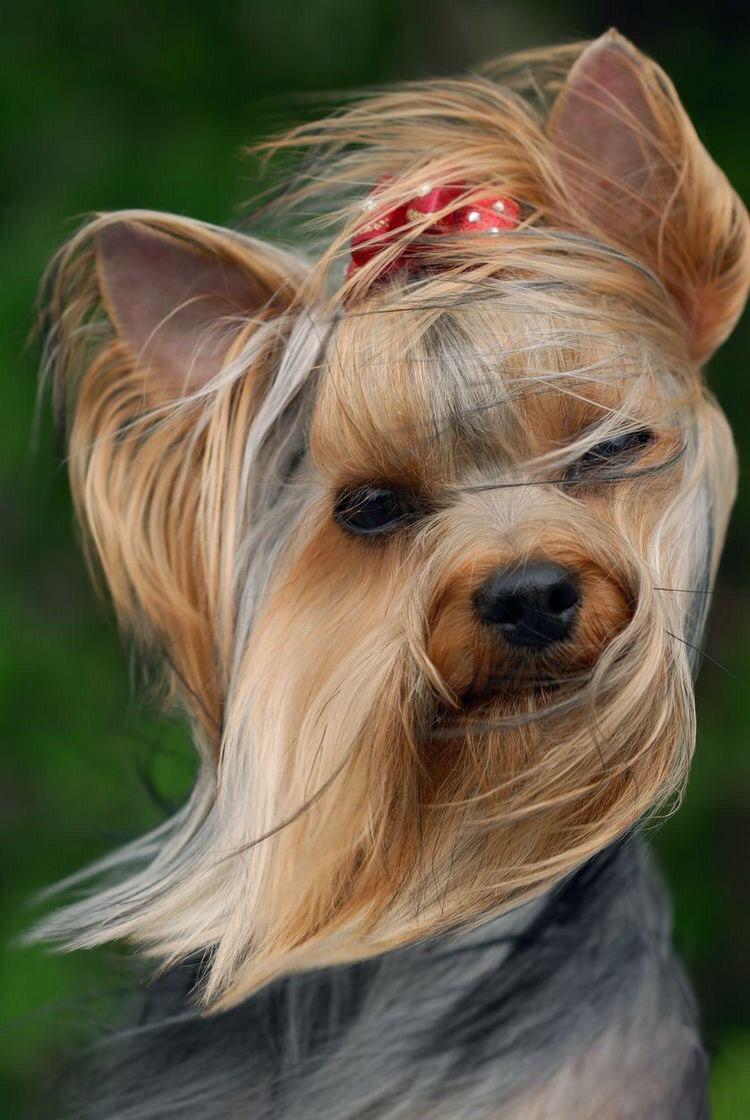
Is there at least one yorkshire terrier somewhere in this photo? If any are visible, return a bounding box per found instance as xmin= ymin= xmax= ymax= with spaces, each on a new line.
xmin=33 ymin=29 xmax=749 ymax=1119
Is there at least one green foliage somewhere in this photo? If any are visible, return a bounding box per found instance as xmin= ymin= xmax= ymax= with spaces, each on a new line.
xmin=713 ymin=1033 xmax=750 ymax=1118
xmin=2 ymin=2 xmax=749 ymax=1113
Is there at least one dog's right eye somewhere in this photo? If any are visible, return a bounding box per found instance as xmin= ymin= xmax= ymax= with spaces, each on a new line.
xmin=334 ymin=484 xmax=421 ymax=536
xmin=565 ymin=428 xmax=655 ymax=483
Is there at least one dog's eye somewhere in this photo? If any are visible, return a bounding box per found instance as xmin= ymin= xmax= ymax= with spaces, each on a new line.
xmin=334 ymin=484 xmax=421 ymax=536
xmin=569 ymin=428 xmax=654 ymax=480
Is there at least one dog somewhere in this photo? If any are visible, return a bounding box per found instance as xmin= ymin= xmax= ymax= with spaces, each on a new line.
xmin=32 ymin=29 xmax=749 ymax=1119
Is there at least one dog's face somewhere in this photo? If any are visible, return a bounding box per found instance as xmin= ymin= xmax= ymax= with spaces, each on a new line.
xmin=307 ymin=306 xmax=678 ymax=708
xmin=37 ymin=31 xmax=749 ymax=1007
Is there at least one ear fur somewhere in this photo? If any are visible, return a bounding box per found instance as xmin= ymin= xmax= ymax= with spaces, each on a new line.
xmin=548 ymin=29 xmax=750 ymax=364
xmin=95 ymin=213 xmax=304 ymax=395
xmin=44 ymin=211 xmax=308 ymax=742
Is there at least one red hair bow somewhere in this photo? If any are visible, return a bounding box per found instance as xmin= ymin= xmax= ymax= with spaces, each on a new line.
xmin=347 ymin=181 xmax=520 ymax=280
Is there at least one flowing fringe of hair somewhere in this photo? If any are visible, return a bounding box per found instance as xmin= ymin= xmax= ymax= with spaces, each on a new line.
xmin=28 ymin=37 xmax=742 ymax=1008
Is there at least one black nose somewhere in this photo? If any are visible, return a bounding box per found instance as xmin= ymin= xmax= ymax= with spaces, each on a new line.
xmin=474 ymin=562 xmax=580 ymax=649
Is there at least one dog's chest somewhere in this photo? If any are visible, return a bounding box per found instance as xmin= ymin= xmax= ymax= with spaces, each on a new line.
xmin=90 ymin=842 xmax=707 ymax=1120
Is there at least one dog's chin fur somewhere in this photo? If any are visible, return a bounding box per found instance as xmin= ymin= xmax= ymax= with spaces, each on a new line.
xmin=30 ymin=27 xmax=748 ymax=1118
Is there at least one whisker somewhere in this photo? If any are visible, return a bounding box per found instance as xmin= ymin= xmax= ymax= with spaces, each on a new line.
xmin=654 ymin=586 xmax=712 ymax=594
xmin=656 ymin=586 xmax=750 ymax=596
xmin=665 ymin=630 xmax=742 ymax=685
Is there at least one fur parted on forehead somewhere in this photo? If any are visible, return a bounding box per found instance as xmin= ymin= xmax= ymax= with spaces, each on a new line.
xmin=312 ymin=286 xmax=690 ymax=489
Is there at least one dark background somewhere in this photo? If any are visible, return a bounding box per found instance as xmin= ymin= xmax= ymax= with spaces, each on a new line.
xmin=2 ymin=2 xmax=749 ymax=1114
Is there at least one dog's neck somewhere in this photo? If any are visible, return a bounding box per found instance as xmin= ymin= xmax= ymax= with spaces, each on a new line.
xmin=79 ymin=841 xmax=707 ymax=1119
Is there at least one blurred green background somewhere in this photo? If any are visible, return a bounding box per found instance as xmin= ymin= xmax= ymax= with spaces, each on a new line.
xmin=2 ymin=2 xmax=749 ymax=1115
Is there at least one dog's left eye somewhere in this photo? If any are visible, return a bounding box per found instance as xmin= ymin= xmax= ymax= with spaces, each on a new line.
xmin=568 ymin=428 xmax=654 ymax=479
xmin=334 ymin=484 xmax=422 ymax=536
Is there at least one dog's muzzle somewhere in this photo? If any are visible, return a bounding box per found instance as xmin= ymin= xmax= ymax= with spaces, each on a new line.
xmin=474 ymin=562 xmax=581 ymax=649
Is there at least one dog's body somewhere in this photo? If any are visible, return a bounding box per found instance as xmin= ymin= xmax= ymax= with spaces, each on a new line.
xmin=72 ymin=842 xmax=706 ymax=1119
xmin=34 ymin=30 xmax=748 ymax=1119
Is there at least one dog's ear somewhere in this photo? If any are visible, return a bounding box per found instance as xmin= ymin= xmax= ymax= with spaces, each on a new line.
xmin=45 ymin=212 xmax=309 ymax=744
xmin=548 ymin=29 xmax=750 ymax=364
xmin=95 ymin=214 xmax=303 ymax=395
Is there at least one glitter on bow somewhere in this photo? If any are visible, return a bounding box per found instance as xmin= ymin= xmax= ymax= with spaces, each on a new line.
xmin=347 ymin=180 xmax=521 ymax=280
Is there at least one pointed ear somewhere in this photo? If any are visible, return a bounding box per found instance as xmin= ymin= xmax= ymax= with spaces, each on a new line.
xmin=548 ymin=30 xmax=750 ymax=364
xmin=95 ymin=212 xmax=306 ymax=393
xmin=44 ymin=211 xmax=310 ymax=745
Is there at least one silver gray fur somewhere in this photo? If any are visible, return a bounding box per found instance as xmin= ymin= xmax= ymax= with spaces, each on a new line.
xmin=61 ymin=839 xmax=707 ymax=1120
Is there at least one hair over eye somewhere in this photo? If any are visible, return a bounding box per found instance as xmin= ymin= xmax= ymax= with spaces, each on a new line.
xmin=334 ymin=484 xmax=423 ymax=536
xmin=567 ymin=428 xmax=654 ymax=481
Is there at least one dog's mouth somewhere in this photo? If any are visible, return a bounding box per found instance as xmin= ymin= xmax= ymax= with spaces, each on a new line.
xmin=459 ymin=658 xmax=586 ymax=708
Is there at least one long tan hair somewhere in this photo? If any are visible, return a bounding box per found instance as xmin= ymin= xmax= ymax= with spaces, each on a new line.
xmin=32 ymin=31 xmax=749 ymax=1010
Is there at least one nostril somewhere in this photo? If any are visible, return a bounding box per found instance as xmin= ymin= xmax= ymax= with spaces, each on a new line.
xmin=495 ymin=594 xmax=524 ymax=625
xmin=547 ymin=580 xmax=580 ymax=615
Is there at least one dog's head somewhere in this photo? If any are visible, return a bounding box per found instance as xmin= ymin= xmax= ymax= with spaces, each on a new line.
xmin=37 ymin=31 xmax=749 ymax=1007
